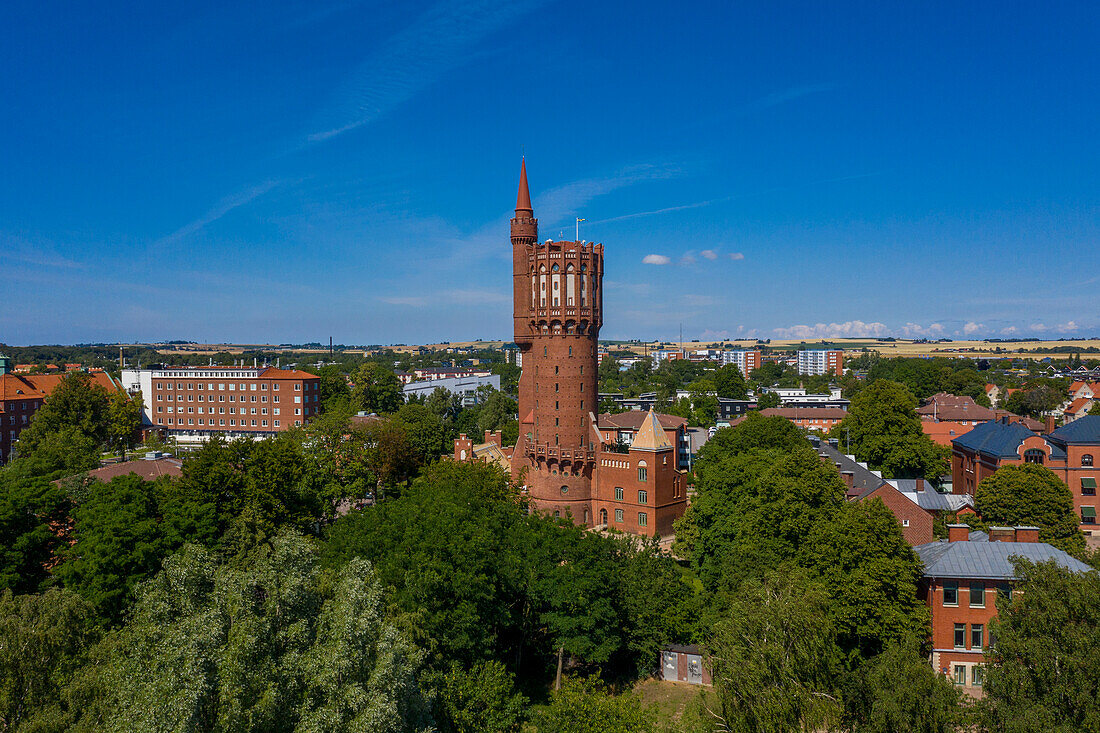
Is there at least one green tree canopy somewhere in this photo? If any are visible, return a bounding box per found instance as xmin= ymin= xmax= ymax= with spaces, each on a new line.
xmin=975 ymin=463 xmax=1086 ymax=555
xmin=756 ymin=391 xmax=781 ymax=410
xmin=714 ymin=364 xmax=748 ymax=400
xmin=79 ymin=533 xmax=432 ymax=733
xmin=525 ymin=676 xmax=653 ymax=733
xmin=106 ymin=390 xmax=142 ymax=459
xmin=0 ymin=587 xmax=92 ymax=733
xmin=351 ymin=362 xmax=403 ymax=414
xmin=706 ymin=569 xmax=842 ymax=733
xmin=830 ymin=380 xmax=949 ymax=480
xmin=981 ymin=559 xmax=1100 ymax=733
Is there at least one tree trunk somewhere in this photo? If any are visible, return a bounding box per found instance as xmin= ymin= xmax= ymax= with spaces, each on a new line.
xmin=555 ymin=645 xmax=564 ymax=691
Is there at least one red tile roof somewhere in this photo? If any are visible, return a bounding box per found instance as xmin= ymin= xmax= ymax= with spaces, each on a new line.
xmin=54 ymin=457 xmax=182 ymax=486
xmin=257 ymin=367 xmax=319 ymax=379
xmin=598 ymin=411 xmax=688 ymax=431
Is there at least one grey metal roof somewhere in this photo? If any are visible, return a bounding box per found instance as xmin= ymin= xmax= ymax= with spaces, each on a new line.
xmin=808 ymin=437 xmax=885 ymax=493
xmin=895 ymin=487 xmax=974 ymax=512
xmin=1048 ymin=415 xmax=1100 ymax=445
xmin=951 ymin=420 xmax=1036 ymax=458
xmin=915 ymin=539 xmax=1094 ymax=580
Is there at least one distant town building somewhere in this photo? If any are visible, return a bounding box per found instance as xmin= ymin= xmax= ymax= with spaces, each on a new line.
xmin=730 ymin=407 xmax=847 ymax=433
xmin=951 ymin=416 xmax=1100 ymax=542
xmin=914 ymin=527 xmax=1092 ymax=695
xmin=718 ymin=349 xmax=762 ymax=375
xmin=120 ymin=366 xmax=320 ymax=449
xmin=1 ymin=371 xmax=121 ymax=463
xmin=403 ymin=373 xmax=500 ymax=406
xmin=796 ymin=349 xmax=844 ymax=376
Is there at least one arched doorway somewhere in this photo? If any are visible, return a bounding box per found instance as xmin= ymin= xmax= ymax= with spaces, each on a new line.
xmin=599 ymin=508 xmax=608 ymax=526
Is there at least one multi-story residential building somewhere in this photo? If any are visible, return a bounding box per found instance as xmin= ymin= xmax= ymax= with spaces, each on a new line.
xmin=951 ymin=416 xmax=1100 ymax=542
xmin=120 ymin=366 xmax=320 ymax=449
xmin=915 ymin=526 xmax=1092 ymax=696
xmin=453 ymin=161 xmax=687 ymax=538
xmin=718 ymin=349 xmax=761 ymax=375
xmin=796 ymin=349 xmax=844 ymax=376
xmin=1 ymin=369 xmax=121 ymax=463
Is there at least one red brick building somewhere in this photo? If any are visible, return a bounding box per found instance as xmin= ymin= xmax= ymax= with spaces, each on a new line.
xmin=0 ymin=371 xmax=121 ymax=463
xmin=121 ymin=365 xmax=320 ymax=449
xmin=455 ymin=162 xmax=687 ymax=537
xmin=951 ymin=416 xmax=1100 ymax=541
xmin=915 ymin=525 xmax=1092 ymax=696
xmin=730 ymin=407 xmax=847 ymax=433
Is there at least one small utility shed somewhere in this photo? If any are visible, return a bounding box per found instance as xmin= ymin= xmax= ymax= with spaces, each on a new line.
xmin=659 ymin=644 xmax=711 ymax=685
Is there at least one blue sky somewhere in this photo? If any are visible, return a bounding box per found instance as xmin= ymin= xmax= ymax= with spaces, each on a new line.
xmin=2 ymin=0 xmax=1098 ymax=346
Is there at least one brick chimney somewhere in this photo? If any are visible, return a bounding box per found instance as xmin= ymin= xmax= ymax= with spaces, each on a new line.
xmin=1015 ymin=526 xmax=1040 ymax=543
xmin=840 ymin=471 xmax=855 ymax=489
xmin=947 ymin=524 xmax=970 ymax=542
xmin=915 ymin=478 xmax=925 ymax=492
xmin=1044 ymin=416 xmax=1056 ymax=434
xmin=989 ymin=526 xmax=1015 ymax=543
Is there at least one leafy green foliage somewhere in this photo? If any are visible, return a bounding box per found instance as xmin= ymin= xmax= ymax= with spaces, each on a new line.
xmin=830 ymin=380 xmax=949 ymax=480
xmin=0 ymin=476 xmax=61 ymax=593
xmin=351 ymin=362 xmax=403 ymax=414
xmin=1003 ymin=385 xmax=1063 ymax=419
xmin=323 ymin=461 xmax=692 ymax=685
xmin=0 ymin=587 xmax=92 ymax=733
xmin=801 ymin=499 xmax=928 ymax=660
xmin=106 ymin=390 xmax=142 ymax=459
xmin=714 ymin=364 xmax=747 ymax=399
xmin=428 ymin=661 xmax=528 ymax=733
xmin=13 ymin=373 xmax=110 ymax=466
xmin=526 ymin=676 xmax=653 ymax=733
xmin=55 ymin=474 xmax=218 ymax=625
xmin=843 ymin=640 xmax=963 ymax=733
xmin=755 ymin=391 xmax=781 ymax=409
xmin=981 ymin=559 xmax=1100 ymax=733
xmin=976 ymin=464 xmax=1086 ymax=555
xmin=707 ymin=569 xmax=842 ymax=733
xmin=85 ymin=533 xmax=432 ymax=733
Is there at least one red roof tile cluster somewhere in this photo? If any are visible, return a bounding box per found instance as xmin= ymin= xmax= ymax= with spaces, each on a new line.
xmin=598 ymin=411 xmax=687 ymax=431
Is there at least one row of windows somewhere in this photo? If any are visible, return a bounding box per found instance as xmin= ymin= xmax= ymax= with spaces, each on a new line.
xmin=1 ymin=401 xmax=40 ymax=411
xmin=156 ymin=418 xmax=280 ymax=427
xmin=611 ymin=509 xmax=647 ymax=526
xmin=158 ymin=394 xmax=279 ymax=403
xmin=156 ymin=381 xmax=317 ymax=392
xmin=610 ymin=487 xmax=648 ymax=504
xmin=953 ymin=664 xmax=984 ymax=687
xmin=157 ymin=406 xmax=283 ymax=415
xmin=953 ymin=622 xmax=985 ymax=650
xmin=942 ymin=580 xmax=1011 ymax=608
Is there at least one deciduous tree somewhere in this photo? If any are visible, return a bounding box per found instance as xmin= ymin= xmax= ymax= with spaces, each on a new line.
xmin=975 ymin=463 xmax=1086 ymax=554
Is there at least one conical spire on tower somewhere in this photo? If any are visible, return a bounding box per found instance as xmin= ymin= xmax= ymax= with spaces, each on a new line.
xmin=515 ymin=157 xmax=532 ymax=213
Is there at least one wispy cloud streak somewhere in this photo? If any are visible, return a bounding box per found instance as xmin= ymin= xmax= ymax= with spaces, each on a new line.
xmin=155 ymin=180 xmax=282 ymax=246
xmin=308 ymin=0 xmax=547 ymax=144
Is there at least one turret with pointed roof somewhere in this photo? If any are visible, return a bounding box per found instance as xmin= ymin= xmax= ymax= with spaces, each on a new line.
xmin=630 ymin=409 xmax=674 ymax=451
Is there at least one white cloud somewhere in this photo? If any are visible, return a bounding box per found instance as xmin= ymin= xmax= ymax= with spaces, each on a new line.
xmin=682 ymin=294 xmax=722 ymax=307
xmin=897 ymin=322 xmax=945 ymax=338
xmin=963 ymin=322 xmax=985 ymax=336
xmin=1057 ymin=320 xmax=1079 ymax=332
xmin=1029 ymin=323 xmax=1048 ymax=332
xmin=1001 ymin=326 xmax=1019 ymax=335
xmin=773 ymin=320 xmax=891 ymax=339
xmin=700 ymin=249 xmax=718 ymax=260
xmin=729 ymin=252 xmax=745 ymax=261
xmin=642 ymin=254 xmax=671 ymax=265
xmin=679 ymin=252 xmax=697 ymax=265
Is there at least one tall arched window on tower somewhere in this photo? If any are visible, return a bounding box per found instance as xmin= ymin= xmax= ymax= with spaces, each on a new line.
xmin=566 ymin=263 xmax=575 ymax=305
xmin=1083 ymin=453 xmax=1094 ymax=467
xmin=637 ymin=460 xmax=648 ymax=482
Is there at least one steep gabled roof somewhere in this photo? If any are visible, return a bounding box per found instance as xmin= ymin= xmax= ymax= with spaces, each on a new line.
xmin=630 ymin=409 xmax=673 ymax=451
